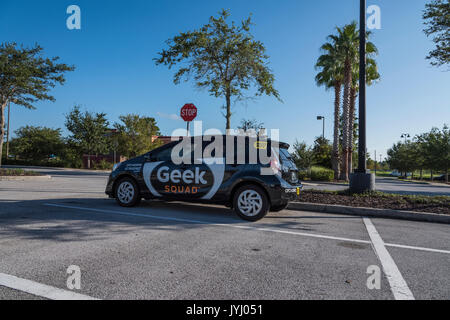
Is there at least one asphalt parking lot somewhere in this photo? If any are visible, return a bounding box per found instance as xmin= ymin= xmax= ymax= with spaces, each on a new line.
xmin=0 ymin=168 xmax=449 ymax=300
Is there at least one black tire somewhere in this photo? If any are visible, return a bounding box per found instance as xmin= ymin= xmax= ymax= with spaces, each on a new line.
xmin=271 ymin=203 xmax=289 ymax=212
xmin=114 ymin=177 xmax=141 ymax=207
xmin=233 ymin=184 xmax=269 ymax=222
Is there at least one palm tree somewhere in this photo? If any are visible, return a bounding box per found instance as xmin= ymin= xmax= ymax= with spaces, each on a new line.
xmin=332 ymin=22 xmax=378 ymax=181
xmin=315 ymin=43 xmax=344 ymax=180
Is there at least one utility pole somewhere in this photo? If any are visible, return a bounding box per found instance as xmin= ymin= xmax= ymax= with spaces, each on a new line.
xmin=374 ymin=150 xmax=377 ymax=175
xmin=350 ymin=0 xmax=375 ymax=193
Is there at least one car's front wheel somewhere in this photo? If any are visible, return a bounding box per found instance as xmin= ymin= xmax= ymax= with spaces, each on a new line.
xmin=115 ymin=177 xmax=141 ymax=207
xmin=233 ymin=185 xmax=269 ymax=221
xmin=271 ymin=203 xmax=289 ymax=212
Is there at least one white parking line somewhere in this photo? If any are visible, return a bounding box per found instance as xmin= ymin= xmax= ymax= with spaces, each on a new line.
xmin=385 ymin=243 xmax=450 ymax=255
xmin=363 ymin=218 xmax=415 ymax=300
xmin=0 ymin=273 xmax=99 ymax=300
xmin=43 ymin=203 xmax=450 ymax=255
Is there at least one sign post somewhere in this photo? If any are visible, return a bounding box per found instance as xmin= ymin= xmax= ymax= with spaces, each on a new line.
xmin=180 ymin=103 xmax=197 ymax=136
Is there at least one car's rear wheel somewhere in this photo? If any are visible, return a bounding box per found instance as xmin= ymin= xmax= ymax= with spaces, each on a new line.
xmin=115 ymin=177 xmax=141 ymax=207
xmin=233 ymin=185 xmax=269 ymax=221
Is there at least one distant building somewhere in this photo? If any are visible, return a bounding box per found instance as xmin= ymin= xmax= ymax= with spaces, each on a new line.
xmin=82 ymin=153 xmax=127 ymax=169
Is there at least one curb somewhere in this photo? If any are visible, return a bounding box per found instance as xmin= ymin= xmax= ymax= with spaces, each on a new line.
xmin=2 ymin=165 xmax=111 ymax=173
xmin=288 ymin=202 xmax=450 ymax=224
xmin=0 ymin=175 xmax=52 ymax=181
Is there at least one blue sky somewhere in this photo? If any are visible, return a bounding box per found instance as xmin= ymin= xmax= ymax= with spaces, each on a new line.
xmin=1 ymin=0 xmax=449 ymax=160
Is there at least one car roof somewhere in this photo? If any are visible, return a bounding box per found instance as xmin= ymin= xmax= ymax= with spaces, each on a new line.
xmin=183 ymin=135 xmax=290 ymax=149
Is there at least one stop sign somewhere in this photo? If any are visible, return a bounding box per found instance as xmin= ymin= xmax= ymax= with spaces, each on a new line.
xmin=180 ymin=103 xmax=197 ymax=122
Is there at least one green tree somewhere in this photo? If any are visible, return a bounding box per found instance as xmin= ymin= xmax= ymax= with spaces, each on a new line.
xmin=65 ymin=106 xmax=110 ymax=168
xmin=10 ymin=126 xmax=64 ymax=162
xmin=114 ymin=114 xmax=162 ymax=158
xmin=312 ymin=136 xmax=332 ymax=169
xmin=387 ymin=142 xmax=418 ymax=177
xmin=417 ymin=125 xmax=450 ymax=182
xmin=0 ymin=42 xmax=74 ymax=166
xmin=155 ymin=9 xmax=281 ymax=131
xmin=423 ymin=0 xmax=450 ymax=67
xmin=292 ymin=140 xmax=314 ymax=171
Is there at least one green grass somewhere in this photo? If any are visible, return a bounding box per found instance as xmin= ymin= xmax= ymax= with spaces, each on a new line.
xmin=0 ymin=168 xmax=41 ymax=176
xmin=374 ymin=171 xmax=392 ymax=177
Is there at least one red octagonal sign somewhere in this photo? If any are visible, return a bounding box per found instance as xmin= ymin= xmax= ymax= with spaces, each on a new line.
xmin=180 ymin=103 xmax=197 ymax=122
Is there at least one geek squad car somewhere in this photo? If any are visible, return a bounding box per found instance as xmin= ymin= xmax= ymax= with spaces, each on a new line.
xmin=105 ymin=135 xmax=302 ymax=221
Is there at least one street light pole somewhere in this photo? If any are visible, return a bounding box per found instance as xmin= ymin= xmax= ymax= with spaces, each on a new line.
xmin=358 ymin=0 xmax=367 ymax=173
xmin=349 ymin=0 xmax=375 ymax=193
xmin=401 ymin=133 xmax=410 ymax=144
xmin=317 ymin=116 xmax=325 ymax=139
xmin=374 ymin=150 xmax=377 ymax=175
xmin=6 ymin=102 xmax=10 ymax=160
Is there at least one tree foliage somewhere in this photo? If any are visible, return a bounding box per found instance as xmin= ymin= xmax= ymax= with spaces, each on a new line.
xmin=423 ymin=0 xmax=450 ymax=67
xmin=65 ymin=106 xmax=110 ymax=159
xmin=0 ymin=42 xmax=74 ymax=165
xmin=312 ymin=136 xmax=333 ymax=169
xmin=155 ymin=9 xmax=280 ymax=130
xmin=292 ymin=141 xmax=315 ymax=171
xmin=387 ymin=125 xmax=450 ymax=182
xmin=113 ymin=114 xmax=162 ymax=158
xmin=10 ymin=126 xmax=64 ymax=162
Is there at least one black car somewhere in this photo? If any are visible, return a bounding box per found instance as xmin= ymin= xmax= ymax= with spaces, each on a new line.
xmin=105 ymin=135 xmax=302 ymax=221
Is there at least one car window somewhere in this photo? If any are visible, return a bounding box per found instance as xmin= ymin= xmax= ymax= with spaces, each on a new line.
xmin=153 ymin=140 xmax=202 ymax=163
xmin=154 ymin=146 xmax=174 ymax=162
xmin=279 ymin=148 xmax=293 ymax=163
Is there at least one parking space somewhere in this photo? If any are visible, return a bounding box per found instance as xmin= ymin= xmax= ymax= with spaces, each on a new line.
xmin=0 ymin=168 xmax=449 ymax=300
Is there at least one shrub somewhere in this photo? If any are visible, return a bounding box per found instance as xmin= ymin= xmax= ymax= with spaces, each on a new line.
xmin=298 ymin=170 xmax=310 ymax=181
xmin=310 ymin=167 xmax=334 ymax=181
xmin=92 ymin=159 xmax=113 ymax=170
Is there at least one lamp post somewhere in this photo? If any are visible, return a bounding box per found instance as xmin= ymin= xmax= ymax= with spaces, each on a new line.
xmin=401 ymin=133 xmax=410 ymax=144
xmin=374 ymin=150 xmax=377 ymax=175
xmin=6 ymin=102 xmax=10 ymax=160
xmin=317 ymin=116 xmax=325 ymax=139
xmin=349 ymin=0 xmax=376 ymax=193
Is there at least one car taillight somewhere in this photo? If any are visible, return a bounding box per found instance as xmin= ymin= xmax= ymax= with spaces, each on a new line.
xmin=270 ymin=157 xmax=281 ymax=175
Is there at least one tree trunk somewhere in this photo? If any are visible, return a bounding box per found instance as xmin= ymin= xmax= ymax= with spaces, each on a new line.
xmin=431 ymin=170 xmax=433 ymax=181
xmin=340 ymin=59 xmax=352 ymax=181
xmin=332 ymin=83 xmax=341 ymax=180
xmin=0 ymin=102 xmax=6 ymax=167
xmin=225 ymin=91 xmax=231 ymax=133
xmin=348 ymin=87 xmax=357 ymax=175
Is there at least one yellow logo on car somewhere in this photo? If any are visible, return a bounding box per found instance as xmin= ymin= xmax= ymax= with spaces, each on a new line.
xmin=254 ymin=141 xmax=267 ymax=150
